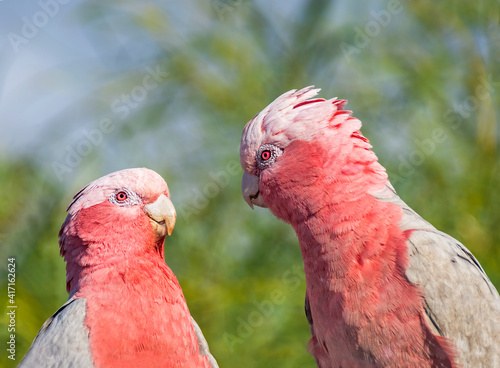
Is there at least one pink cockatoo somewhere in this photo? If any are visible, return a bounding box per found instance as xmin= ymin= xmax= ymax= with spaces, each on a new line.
xmin=20 ymin=168 xmax=217 ymax=368
xmin=240 ymin=87 xmax=500 ymax=367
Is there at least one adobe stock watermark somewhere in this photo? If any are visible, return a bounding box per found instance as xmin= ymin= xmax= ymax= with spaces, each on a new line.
xmin=51 ymin=65 xmax=168 ymax=181
xmin=179 ymin=160 xmax=242 ymax=221
xmin=211 ymin=0 xmax=243 ymax=21
xmin=7 ymin=0 xmax=72 ymax=53
xmin=109 ymin=66 xmax=168 ymax=120
xmin=390 ymin=75 xmax=498 ymax=185
xmin=223 ymin=264 xmax=304 ymax=352
xmin=340 ymin=0 xmax=403 ymax=63
xmin=6 ymin=258 xmax=17 ymax=361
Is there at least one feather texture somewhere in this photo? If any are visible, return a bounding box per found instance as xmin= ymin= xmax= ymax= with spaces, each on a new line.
xmin=20 ymin=298 xmax=95 ymax=367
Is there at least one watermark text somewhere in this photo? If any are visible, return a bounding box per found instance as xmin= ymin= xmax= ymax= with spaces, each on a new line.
xmin=6 ymin=258 xmax=16 ymax=361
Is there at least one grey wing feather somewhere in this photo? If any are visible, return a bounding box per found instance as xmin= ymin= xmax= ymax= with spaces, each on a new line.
xmin=372 ymin=182 xmax=500 ymax=367
xmin=305 ymin=295 xmax=323 ymax=368
xmin=19 ymin=298 xmax=94 ymax=368
xmin=191 ymin=317 xmax=219 ymax=368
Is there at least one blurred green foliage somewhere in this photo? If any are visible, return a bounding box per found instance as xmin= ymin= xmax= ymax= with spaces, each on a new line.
xmin=1 ymin=1 xmax=499 ymax=367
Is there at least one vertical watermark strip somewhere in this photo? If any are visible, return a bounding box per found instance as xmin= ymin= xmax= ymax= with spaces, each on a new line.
xmin=6 ymin=258 xmax=16 ymax=361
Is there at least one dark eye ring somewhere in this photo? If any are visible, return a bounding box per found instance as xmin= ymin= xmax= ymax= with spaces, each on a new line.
xmin=115 ymin=191 xmax=128 ymax=202
xmin=261 ymin=150 xmax=271 ymax=161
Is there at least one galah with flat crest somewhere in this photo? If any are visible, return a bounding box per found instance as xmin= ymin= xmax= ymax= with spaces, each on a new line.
xmin=20 ymin=168 xmax=218 ymax=368
xmin=240 ymin=87 xmax=500 ymax=367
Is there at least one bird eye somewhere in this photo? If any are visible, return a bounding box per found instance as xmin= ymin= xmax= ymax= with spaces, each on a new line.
xmin=115 ymin=191 xmax=128 ymax=202
xmin=261 ymin=150 xmax=271 ymax=161
xmin=109 ymin=188 xmax=141 ymax=207
xmin=256 ymin=144 xmax=283 ymax=170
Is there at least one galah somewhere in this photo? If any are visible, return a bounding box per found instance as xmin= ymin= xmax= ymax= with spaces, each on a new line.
xmin=20 ymin=168 xmax=217 ymax=368
xmin=240 ymin=87 xmax=500 ymax=367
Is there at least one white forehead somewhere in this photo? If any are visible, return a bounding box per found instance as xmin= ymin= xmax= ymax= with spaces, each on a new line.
xmin=240 ymin=87 xmax=321 ymax=167
xmin=67 ymin=168 xmax=168 ymax=214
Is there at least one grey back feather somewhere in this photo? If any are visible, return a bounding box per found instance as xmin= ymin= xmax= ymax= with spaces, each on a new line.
xmin=19 ymin=298 xmax=94 ymax=368
xmin=372 ymin=182 xmax=500 ymax=367
xmin=191 ymin=317 xmax=219 ymax=368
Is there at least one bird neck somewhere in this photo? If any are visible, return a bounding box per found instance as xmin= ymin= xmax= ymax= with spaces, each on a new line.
xmin=285 ymin=133 xmax=401 ymax=285
xmin=63 ymin=237 xmax=170 ymax=297
xmin=293 ymin=182 xmax=409 ymax=289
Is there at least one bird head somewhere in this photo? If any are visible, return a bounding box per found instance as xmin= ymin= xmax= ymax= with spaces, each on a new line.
xmin=240 ymin=86 xmax=386 ymax=224
xmin=59 ymin=168 xmax=176 ymax=268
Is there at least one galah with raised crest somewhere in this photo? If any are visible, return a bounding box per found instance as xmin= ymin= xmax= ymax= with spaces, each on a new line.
xmin=240 ymin=87 xmax=500 ymax=367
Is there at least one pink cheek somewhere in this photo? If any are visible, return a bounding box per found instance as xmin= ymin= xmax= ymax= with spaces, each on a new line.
xmin=258 ymin=170 xmax=276 ymax=200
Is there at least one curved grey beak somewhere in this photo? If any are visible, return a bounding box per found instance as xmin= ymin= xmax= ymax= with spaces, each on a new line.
xmin=242 ymin=172 xmax=267 ymax=209
xmin=144 ymin=194 xmax=176 ymax=237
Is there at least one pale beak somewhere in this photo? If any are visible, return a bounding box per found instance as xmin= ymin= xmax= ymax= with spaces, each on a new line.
xmin=144 ymin=194 xmax=176 ymax=237
xmin=241 ymin=171 xmax=267 ymax=209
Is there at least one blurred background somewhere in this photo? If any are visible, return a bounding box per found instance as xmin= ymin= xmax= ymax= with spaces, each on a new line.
xmin=1 ymin=1 xmax=499 ymax=367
